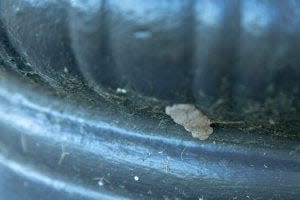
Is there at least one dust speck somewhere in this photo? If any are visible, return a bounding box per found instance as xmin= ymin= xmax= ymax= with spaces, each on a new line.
xmin=63 ymin=67 xmax=69 ymax=73
xmin=269 ymin=119 xmax=275 ymax=125
xmin=58 ymin=144 xmax=70 ymax=165
xmin=134 ymin=176 xmax=139 ymax=181
xmin=165 ymin=104 xmax=213 ymax=140
xmin=98 ymin=180 xmax=104 ymax=186
xmin=116 ymin=88 xmax=127 ymax=94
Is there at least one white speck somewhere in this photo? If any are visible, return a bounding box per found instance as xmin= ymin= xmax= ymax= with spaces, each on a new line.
xmin=25 ymin=62 xmax=32 ymax=67
xmin=116 ymin=88 xmax=127 ymax=94
xmin=264 ymin=164 xmax=268 ymax=168
xmin=133 ymin=30 xmax=151 ymax=39
xmin=269 ymin=119 xmax=275 ymax=125
xmin=97 ymin=180 xmax=104 ymax=186
xmin=64 ymin=67 xmax=69 ymax=73
xmin=198 ymin=196 xmax=204 ymax=200
xmin=134 ymin=176 xmax=139 ymax=181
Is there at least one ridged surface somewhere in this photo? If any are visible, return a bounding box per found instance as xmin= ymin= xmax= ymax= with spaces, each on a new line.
xmin=1 ymin=0 xmax=300 ymax=102
xmin=0 ymin=1 xmax=300 ymax=199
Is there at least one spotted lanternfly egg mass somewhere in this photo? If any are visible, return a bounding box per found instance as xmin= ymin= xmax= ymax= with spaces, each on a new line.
xmin=165 ymin=104 xmax=213 ymax=140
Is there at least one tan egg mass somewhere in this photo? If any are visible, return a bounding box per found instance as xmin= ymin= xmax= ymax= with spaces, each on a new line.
xmin=165 ymin=104 xmax=213 ymax=140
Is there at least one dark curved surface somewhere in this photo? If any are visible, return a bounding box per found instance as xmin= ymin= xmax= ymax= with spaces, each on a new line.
xmin=0 ymin=0 xmax=300 ymax=199
xmin=0 ymin=69 xmax=299 ymax=200
xmin=2 ymin=0 xmax=300 ymax=101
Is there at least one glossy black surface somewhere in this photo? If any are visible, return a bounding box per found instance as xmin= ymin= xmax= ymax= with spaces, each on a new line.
xmin=0 ymin=70 xmax=299 ymax=199
xmin=0 ymin=1 xmax=300 ymax=199
xmin=1 ymin=0 xmax=300 ymax=102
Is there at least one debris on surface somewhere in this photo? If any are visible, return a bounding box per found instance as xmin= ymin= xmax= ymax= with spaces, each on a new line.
xmin=93 ymin=177 xmax=110 ymax=187
xmin=269 ymin=119 xmax=275 ymax=125
xmin=116 ymin=88 xmax=127 ymax=94
xmin=63 ymin=67 xmax=69 ymax=73
xmin=134 ymin=176 xmax=139 ymax=181
xmin=165 ymin=104 xmax=213 ymax=140
xmin=162 ymin=158 xmax=170 ymax=173
xmin=58 ymin=144 xmax=70 ymax=165
xmin=97 ymin=180 xmax=104 ymax=186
